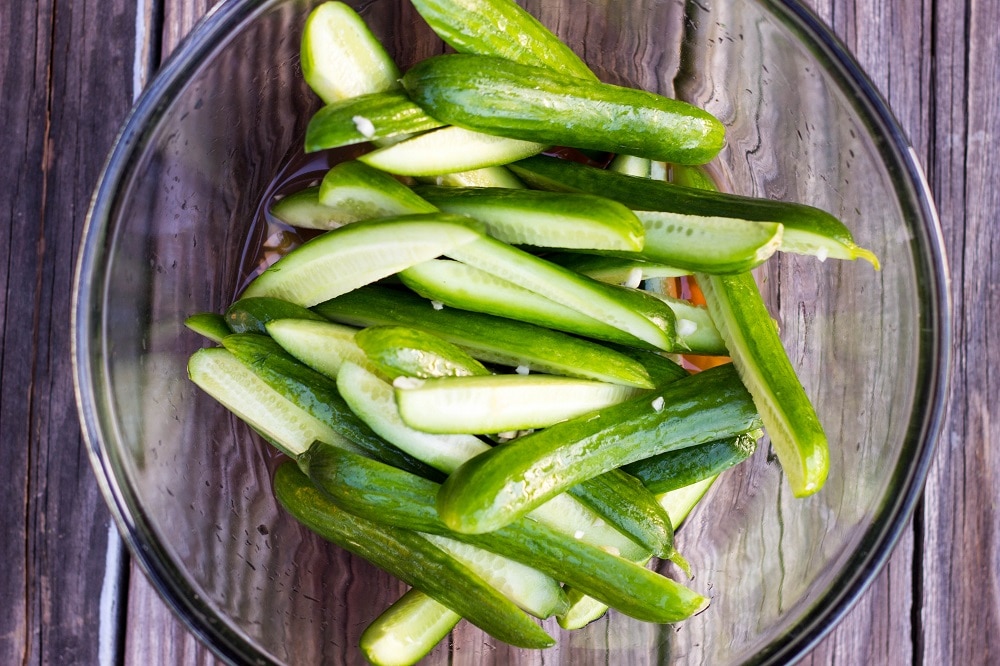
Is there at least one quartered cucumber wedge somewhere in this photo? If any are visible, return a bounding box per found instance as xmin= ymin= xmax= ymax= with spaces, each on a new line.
xmin=399 ymin=259 xmax=659 ymax=348
xmin=421 ymin=533 xmax=569 ymax=619
xmin=184 ymin=312 xmax=230 ymax=344
xmin=315 ymin=285 xmax=656 ymax=388
xmin=265 ymin=318 xmax=371 ymax=380
xmin=699 ymin=272 xmax=829 ymax=497
xmin=360 ymin=125 xmax=546 ymax=177
xmin=510 ymin=155 xmax=880 ymax=267
xmin=269 ymin=186 xmax=350 ymax=230
xmin=414 ymin=186 xmax=644 ymax=251
xmin=395 ymin=374 xmax=645 ymax=434
xmin=354 ymin=325 xmax=491 ymax=379
xmin=631 ymin=210 xmax=783 ymax=274
xmin=305 ymin=91 xmax=445 ymax=153
xmin=337 ymin=360 xmax=491 ymax=474
xmin=318 ymin=160 xmax=438 ymax=220
xmin=446 ymin=235 xmax=676 ymax=350
xmin=187 ymin=347 xmax=363 ymax=459
xmin=241 ymin=214 xmax=483 ymax=307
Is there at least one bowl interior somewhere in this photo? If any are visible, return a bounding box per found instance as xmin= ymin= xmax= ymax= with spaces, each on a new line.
xmin=75 ymin=0 xmax=947 ymax=663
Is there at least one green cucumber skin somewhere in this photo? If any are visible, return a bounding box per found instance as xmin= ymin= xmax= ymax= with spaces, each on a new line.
xmin=437 ymin=363 xmax=762 ymax=534
xmin=625 ymin=433 xmax=758 ymax=494
xmin=360 ymin=589 xmax=460 ymax=666
xmin=445 ymin=235 xmax=675 ymax=350
xmin=303 ymin=447 xmax=709 ymax=624
xmin=305 ymin=91 xmax=444 ymax=153
xmin=221 ymin=333 xmax=441 ymax=479
xmin=413 ymin=186 xmax=644 ymax=251
xmin=354 ymin=325 xmax=491 ymax=379
xmin=569 ymin=469 xmax=675 ymax=559
xmin=226 ymin=297 xmax=327 ymax=334
xmin=399 ymin=260 xmax=658 ymax=349
xmin=510 ymin=155 xmax=856 ymax=243
xmin=602 ymin=345 xmax=690 ymax=387
xmin=184 ymin=312 xmax=231 ymax=344
xmin=314 ymin=285 xmax=655 ymax=388
xmin=359 ymin=126 xmax=546 ymax=177
xmin=272 ymin=463 xmax=554 ymax=649
xmin=188 ymin=347 xmax=359 ymax=459
xmin=409 ymin=0 xmax=597 ymax=81
xmin=269 ymin=186 xmax=350 ymax=230
xmin=628 ymin=210 xmax=783 ymax=274
xmin=699 ymin=272 xmax=829 ymax=496
xmin=241 ymin=214 xmax=485 ymax=307
xmin=318 ymin=160 xmax=438 ymax=216
xmin=402 ymin=55 xmax=724 ymax=165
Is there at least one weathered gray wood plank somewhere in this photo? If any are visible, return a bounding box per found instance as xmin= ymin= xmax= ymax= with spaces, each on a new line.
xmin=922 ymin=0 xmax=1000 ymax=662
xmin=0 ymin=0 xmax=139 ymax=664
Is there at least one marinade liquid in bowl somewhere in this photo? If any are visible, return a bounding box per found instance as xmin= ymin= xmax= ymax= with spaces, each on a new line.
xmin=73 ymin=0 xmax=949 ymax=663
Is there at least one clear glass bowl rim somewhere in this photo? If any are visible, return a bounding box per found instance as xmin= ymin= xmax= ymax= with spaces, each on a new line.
xmin=72 ymin=0 xmax=952 ymax=664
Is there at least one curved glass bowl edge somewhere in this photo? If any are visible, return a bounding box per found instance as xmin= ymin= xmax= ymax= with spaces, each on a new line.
xmin=72 ymin=1 xmax=279 ymax=664
xmin=750 ymin=1 xmax=952 ymax=663
xmin=70 ymin=1 xmax=953 ymax=665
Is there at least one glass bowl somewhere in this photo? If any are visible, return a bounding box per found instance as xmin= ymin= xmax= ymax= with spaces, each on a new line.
xmin=73 ymin=0 xmax=950 ymax=663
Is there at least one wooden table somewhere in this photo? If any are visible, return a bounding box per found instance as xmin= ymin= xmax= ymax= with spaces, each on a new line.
xmin=2 ymin=0 xmax=994 ymax=663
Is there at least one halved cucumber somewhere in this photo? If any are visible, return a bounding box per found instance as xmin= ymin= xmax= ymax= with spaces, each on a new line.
xmin=414 ymin=186 xmax=644 ymax=251
xmin=359 ymin=590 xmax=460 ymax=666
xmin=187 ymin=347 xmax=362 ymax=459
xmin=300 ymin=2 xmax=401 ymax=104
xmin=264 ymin=318 xmax=371 ymax=380
xmin=269 ymin=186 xmax=349 ymax=230
xmin=337 ymin=361 xmax=490 ymax=474
xmin=421 ymin=533 xmax=569 ymax=619
xmin=395 ymin=374 xmax=644 ymax=434
xmin=318 ymin=161 xmax=438 ymax=220
xmin=359 ymin=126 xmax=546 ymax=177
xmin=241 ymin=214 xmax=483 ymax=307
xmin=353 ymin=325 xmax=491 ymax=379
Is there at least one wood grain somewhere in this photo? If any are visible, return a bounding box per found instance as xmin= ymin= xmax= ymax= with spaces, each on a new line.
xmin=0 ymin=0 xmax=139 ymax=664
xmin=3 ymin=0 xmax=996 ymax=663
